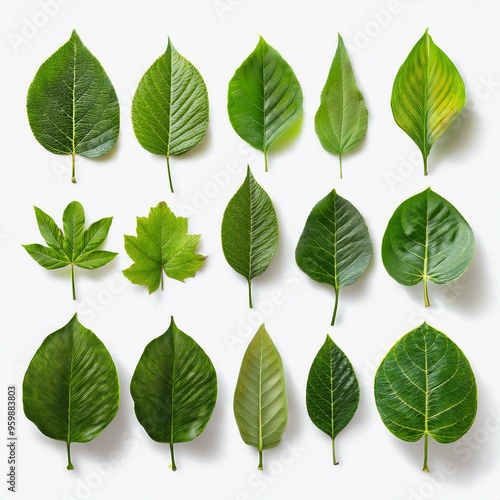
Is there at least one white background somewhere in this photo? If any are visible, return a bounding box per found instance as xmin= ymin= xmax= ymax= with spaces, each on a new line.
xmin=1 ymin=1 xmax=499 ymax=499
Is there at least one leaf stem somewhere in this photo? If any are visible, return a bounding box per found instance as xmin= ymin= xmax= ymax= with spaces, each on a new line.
xmin=423 ymin=277 xmax=430 ymax=307
xmin=161 ymin=271 xmax=164 ymax=292
xmin=66 ymin=442 xmax=74 ymax=470
xmin=71 ymin=154 xmax=76 ymax=183
xmin=331 ymin=287 xmax=339 ymax=326
xmin=166 ymin=156 xmax=174 ymax=193
xmin=423 ymin=154 xmax=428 ymax=176
xmin=169 ymin=442 xmax=177 ymax=471
xmin=71 ymin=264 xmax=76 ymax=301
xmin=248 ymin=280 xmax=253 ymax=308
xmin=422 ymin=433 xmax=429 ymax=472
xmin=332 ymin=437 xmax=338 ymax=466
xmin=339 ymin=154 xmax=343 ymax=179
xmin=258 ymin=449 xmax=263 ymax=470
xmin=264 ymin=152 xmax=269 ymax=173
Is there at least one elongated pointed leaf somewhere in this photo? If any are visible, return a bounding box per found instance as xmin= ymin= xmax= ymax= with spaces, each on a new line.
xmin=234 ymin=324 xmax=287 ymax=470
xmin=315 ymin=33 xmax=368 ymax=178
xmin=132 ymin=38 xmax=209 ymax=193
xmin=22 ymin=314 xmax=120 ymax=470
xmin=228 ymin=36 xmax=303 ymax=171
xmin=374 ymin=322 xmax=477 ymax=471
xmin=382 ymin=187 xmax=474 ymax=307
xmin=26 ymin=30 xmax=119 ymax=183
xmin=391 ymin=29 xmax=465 ymax=175
xmin=130 ymin=317 xmax=217 ymax=471
xmin=306 ymin=335 xmax=360 ymax=465
xmin=295 ymin=190 xmax=372 ymax=326
xmin=221 ymin=166 xmax=279 ymax=308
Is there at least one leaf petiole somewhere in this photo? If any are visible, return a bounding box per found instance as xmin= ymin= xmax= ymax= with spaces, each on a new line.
xmin=258 ymin=449 xmax=263 ymax=470
xmin=248 ymin=280 xmax=253 ymax=308
xmin=264 ymin=152 xmax=269 ymax=173
xmin=166 ymin=156 xmax=174 ymax=193
xmin=422 ymin=433 xmax=429 ymax=472
xmin=423 ymin=276 xmax=430 ymax=307
xmin=339 ymin=154 xmax=343 ymax=180
xmin=71 ymin=153 xmax=76 ymax=184
xmin=66 ymin=442 xmax=74 ymax=470
xmin=169 ymin=442 xmax=177 ymax=472
xmin=332 ymin=437 xmax=338 ymax=466
xmin=71 ymin=264 xmax=76 ymax=301
xmin=331 ymin=287 xmax=340 ymax=326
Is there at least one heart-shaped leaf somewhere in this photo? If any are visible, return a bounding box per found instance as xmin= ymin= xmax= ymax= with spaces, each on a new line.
xmin=26 ymin=30 xmax=120 ymax=183
xmin=382 ymin=187 xmax=474 ymax=307
xmin=221 ymin=166 xmax=279 ymax=307
xmin=227 ymin=36 xmax=303 ymax=171
xmin=22 ymin=314 xmax=120 ymax=470
xmin=374 ymin=322 xmax=477 ymax=471
xmin=132 ymin=38 xmax=209 ymax=193
xmin=295 ymin=189 xmax=372 ymax=326
xmin=391 ymin=29 xmax=465 ymax=175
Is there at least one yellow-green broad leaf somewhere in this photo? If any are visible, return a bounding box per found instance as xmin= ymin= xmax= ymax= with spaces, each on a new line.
xmin=374 ymin=322 xmax=477 ymax=472
xmin=234 ymin=324 xmax=287 ymax=470
xmin=391 ymin=29 xmax=465 ymax=175
xmin=22 ymin=314 xmax=119 ymax=470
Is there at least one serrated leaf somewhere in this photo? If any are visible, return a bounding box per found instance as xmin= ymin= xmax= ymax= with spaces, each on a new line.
xmin=130 ymin=317 xmax=217 ymax=471
xmin=221 ymin=166 xmax=279 ymax=308
xmin=295 ymin=189 xmax=372 ymax=326
xmin=382 ymin=187 xmax=474 ymax=307
xmin=22 ymin=314 xmax=120 ymax=470
xmin=132 ymin=38 xmax=209 ymax=193
xmin=26 ymin=30 xmax=119 ymax=183
xmin=233 ymin=324 xmax=287 ymax=470
xmin=306 ymin=335 xmax=360 ymax=465
xmin=374 ymin=322 xmax=477 ymax=472
xmin=227 ymin=36 xmax=303 ymax=171
xmin=391 ymin=29 xmax=465 ymax=175
xmin=122 ymin=201 xmax=205 ymax=294
xmin=315 ymin=33 xmax=368 ymax=178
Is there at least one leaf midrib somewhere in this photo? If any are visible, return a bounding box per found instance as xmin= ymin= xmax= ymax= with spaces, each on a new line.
xmin=258 ymin=335 xmax=263 ymax=453
xmin=67 ymin=330 xmax=75 ymax=445
xmin=72 ymin=37 xmax=77 ymax=157
xmin=422 ymin=33 xmax=430 ymax=157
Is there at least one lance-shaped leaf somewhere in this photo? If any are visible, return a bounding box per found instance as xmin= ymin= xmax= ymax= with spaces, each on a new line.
xmin=130 ymin=317 xmax=217 ymax=471
xmin=22 ymin=314 xmax=120 ymax=470
xmin=295 ymin=190 xmax=372 ymax=326
xmin=391 ymin=29 xmax=465 ymax=175
xmin=306 ymin=335 xmax=360 ymax=465
xmin=122 ymin=201 xmax=205 ymax=294
xmin=315 ymin=33 xmax=368 ymax=179
xmin=382 ymin=187 xmax=474 ymax=307
xmin=132 ymin=38 xmax=209 ymax=193
xmin=26 ymin=30 xmax=119 ymax=183
xmin=374 ymin=322 xmax=477 ymax=472
xmin=234 ymin=324 xmax=287 ymax=470
xmin=227 ymin=36 xmax=303 ymax=172
xmin=23 ymin=201 xmax=117 ymax=300
xmin=221 ymin=166 xmax=279 ymax=308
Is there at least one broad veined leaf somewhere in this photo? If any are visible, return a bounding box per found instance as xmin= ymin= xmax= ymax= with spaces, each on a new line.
xmin=233 ymin=324 xmax=287 ymax=470
xmin=374 ymin=322 xmax=477 ymax=472
xmin=132 ymin=38 xmax=209 ymax=193
xmin=306 ymin=335 xmax=360 ymax=465
xmin=315 ymin=33 xmax=368 ymax=178
xmin=23 ymin=201 xmax=117 ymax=300
xmin=391 ymin=29 xmax=465 ymax=175
xmin=130 ymin=317 xmax=217 ymax=471
xmin=122 ymin=201 xmax=205 ymax=294
xmin=221 ymin=166 xmax=279 ymax=308
xmin=26 ymin=30 xmax=119 ymax=183
xmin=382 ymin=187 xmax=474 ymax=307
xmin=295 ymin=190 xmax=372 ymax=326
xmin=227 ymin=36 xmax=303 ymax=171
xmin=22 ymin=314 xmax=120 ymax=470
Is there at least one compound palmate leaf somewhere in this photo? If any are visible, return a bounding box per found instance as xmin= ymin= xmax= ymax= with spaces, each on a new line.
xmin=234 ymin=324 xmax=287 ymax=470
xmin=374 ymin=322 xmax=477 ymax=472
xmin=27 ymin=30 xmax=119 ymax=183
xmin=132 ymin=38 xmax=209 ymax=193
xmin=23 ymin=314 xmax=119 ymax=470
xmin=382 ymin=187 xmax=474 ymax=307
xmin=130 ymin=317 xmax=217 ymax=471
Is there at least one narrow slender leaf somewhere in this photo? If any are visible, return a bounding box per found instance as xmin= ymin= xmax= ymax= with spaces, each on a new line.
xmin=374 ymin=322 xmax=477 ymax=471
xmin=315 ymin=33 xmax=368 ymax=178
xmin=22 ymin=314 xmax=120 ymax=470
xmin=130 ymin=317 xmax=217 ymax=471
xmin=234 ymin=324 xmax=287 ymax=470
xmin=295 ymin=190 xmax=372 ymax=326
xmin=391 ymin=29 xmax=466 ymax=175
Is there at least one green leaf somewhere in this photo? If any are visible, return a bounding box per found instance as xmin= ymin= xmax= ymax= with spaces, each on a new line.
xmin=233 ymin=324 xmax=287 ymax=470
xmin=374 ymin=322 xmax=477 ymax=472
xmin=22 ymin=314 xmax=120 ymax=470
xmin=391 ymin=29 xmax=466 ymax=175
xmin=295 ymin=189 xmax=372 ymax=326
xmin=26 ymin=30 xmax=119 ymax=183
xmin=130 ymin=317 xmax=217 ymax=471
xmin=315 ymin=33 xmax=368 ymax=179
xmin=306 ymin=335 xmax=360 ymax=466
xmin=123 ymin=201 xmax=205 ymax=294
xmin=221 ymin=166 xmax=279 ymax=308
xmin=382 ymin=187 xmax=474 ymax=307
xmin=23 ymin=201 xmax=117 ymax=300
xmin=227 ymin=36 xmax=303 ymax=172
xmin=132 ymin=38 xmax=209 ymax=193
